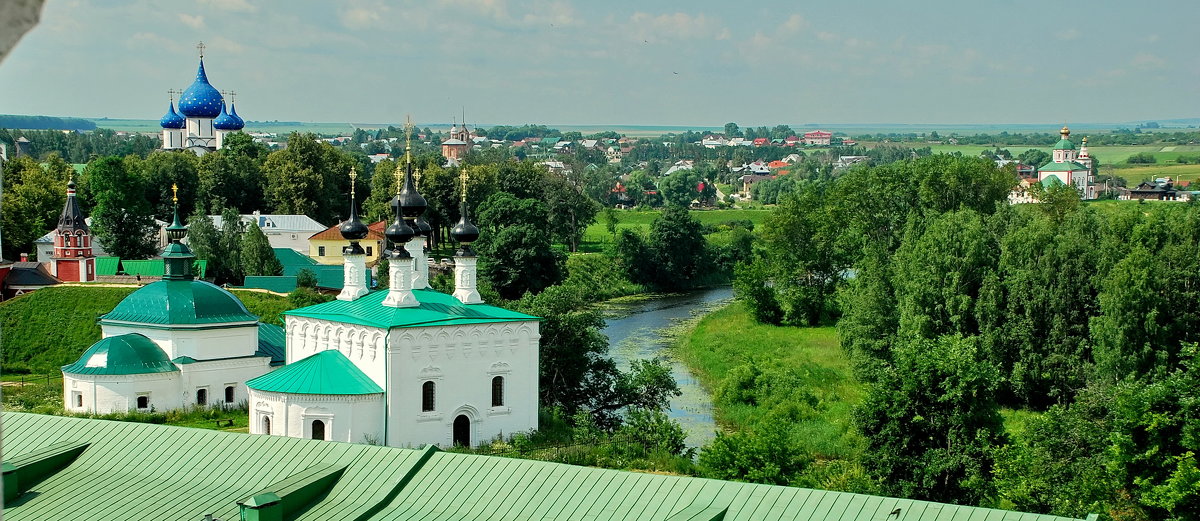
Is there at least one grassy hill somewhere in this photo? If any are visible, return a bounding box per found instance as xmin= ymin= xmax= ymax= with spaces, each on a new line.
xmin=0 ymin=285 xmax=292 ymax=375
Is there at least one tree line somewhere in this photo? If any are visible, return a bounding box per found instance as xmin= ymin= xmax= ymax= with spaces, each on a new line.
xmin=735 ymin=154 xmax=1199 ymax=519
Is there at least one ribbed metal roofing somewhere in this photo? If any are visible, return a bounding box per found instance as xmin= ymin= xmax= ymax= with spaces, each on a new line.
xmin=246 ymin=350 xmax=382 ymax=395
xmin=60 ymin=334 xmax=178 ymax=376
xmin=256 ymin=323 xmax=286 ymax=365
xmin=1 ymin=412 xmax=1088 ymax=521
xmin=101 ymin=279 xmax=257 ymax=326
xmin=284 ymin=288 xmax=538 ymax=329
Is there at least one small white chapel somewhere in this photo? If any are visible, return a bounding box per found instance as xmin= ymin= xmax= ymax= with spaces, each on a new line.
xmin=245 ymin=149 xmax=541 ymax=448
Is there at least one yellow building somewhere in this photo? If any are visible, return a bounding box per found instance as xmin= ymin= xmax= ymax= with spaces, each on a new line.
xmin=308 ymin=221 xmax=386 ymax=265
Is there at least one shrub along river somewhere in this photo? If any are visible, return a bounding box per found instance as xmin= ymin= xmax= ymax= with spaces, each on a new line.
xmin=600 ymin=286 xmax=733 ymax=448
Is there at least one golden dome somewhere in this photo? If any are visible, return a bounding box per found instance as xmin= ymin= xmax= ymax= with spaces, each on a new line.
xmin=1060 ymin=125 xmax=1070 ymax=137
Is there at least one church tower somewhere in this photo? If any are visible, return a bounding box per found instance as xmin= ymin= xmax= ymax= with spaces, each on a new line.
xmin=163 ymin=42 xmax=246 ymax=156
xmin=52 ymin=179 xmax=95 ymax=282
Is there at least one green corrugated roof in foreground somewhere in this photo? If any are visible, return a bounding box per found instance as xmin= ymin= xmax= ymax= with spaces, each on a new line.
xmin=1 ymin=413 xmax=1087 ymax=521
xmin=285 ymin=288 xmax=538 ymax=329
xmin=246 ymin=350 xmax=382 ymax=395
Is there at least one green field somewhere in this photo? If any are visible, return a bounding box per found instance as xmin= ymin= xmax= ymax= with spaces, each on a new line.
xmin=1108 ymin=163 xmax=1200 ymax=185
xmin=675 ymin=301 xmax=862 ymax=460
xmin=582 ymin=208 xmax=771 ymax=247
xmin=920 ymin=144 xmax=1200 ymax=166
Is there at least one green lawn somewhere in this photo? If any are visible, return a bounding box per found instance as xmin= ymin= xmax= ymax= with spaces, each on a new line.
xmin=674 ymin=301 xmax=862 ymax=460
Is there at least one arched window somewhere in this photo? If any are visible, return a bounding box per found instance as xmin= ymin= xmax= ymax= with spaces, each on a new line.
xmin=421 ymin=381 xmax=435 ymax=412
xmin=491 ymin=376 xmax=505 ymax=407
xmin=262 ymin=416 xmax=271 ymax=435
xmin=224 ymin=386 xmax=235 ymax=404
xmin=196 ymin=388 xmax=207 ymax=406
xmin=136 ymin=396 xmax=149 ymax=409
xmin=312 ymin=420 xmax=325 ymax=440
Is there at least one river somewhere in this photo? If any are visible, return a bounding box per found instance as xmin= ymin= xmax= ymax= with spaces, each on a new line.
xmin=600 ymin=286 xmax=733 ymax=448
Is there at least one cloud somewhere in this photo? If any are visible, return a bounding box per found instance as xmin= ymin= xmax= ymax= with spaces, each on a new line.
xmin=197 ymin=0 xmax=257 ymax=13
xmin=1131 ymin=52 xmax=1166 ymax=68
xmin=1056 ymin=28 xmax=1080 ymax=41
xmin=629 ymin=12 xmax=719 ymax=42
xmin=178 ymin=14 xmax=205 ymax=29
xmin=781 ymin=14 xmax=808 ymax=33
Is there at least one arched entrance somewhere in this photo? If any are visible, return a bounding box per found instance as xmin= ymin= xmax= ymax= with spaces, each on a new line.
xmin=262 ymin=416 xmax=271 ymax=435
xmin=452 ymin=415 xmax=471 ymax=447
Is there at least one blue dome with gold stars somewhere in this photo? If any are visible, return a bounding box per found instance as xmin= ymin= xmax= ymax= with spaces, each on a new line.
xmin=213 ymin=102 xmax=240 ymax=130
xmin=178 ymin=59 xmax=224 ymax=118
xmin=160 ymin=102 xmax=185 ymax=129
xmin=228 ymin=102 xmax=245 ymax=129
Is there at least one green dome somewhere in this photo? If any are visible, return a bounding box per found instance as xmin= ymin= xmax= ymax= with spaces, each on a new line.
xmin=62 ymin=334 xmax=178 ymax=375
xmin=1053 ymin=138 xmax=1076 ymax=150
xmin=101 ymin=280 xmax=258 ymax=326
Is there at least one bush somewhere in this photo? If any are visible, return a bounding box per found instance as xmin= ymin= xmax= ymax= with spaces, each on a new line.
xmin=1127 ymin=152 xmax=1157 ymax=164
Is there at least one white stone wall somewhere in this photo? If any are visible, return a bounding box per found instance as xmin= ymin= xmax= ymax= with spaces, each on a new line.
xmin=386 ymin=321 xmax=540 ymax=448
xmin=62 ymin=372 xmax=181 ymax=414
xmin=249 ymin=389 xmax=384 ymax=444
xmin=178 ymin=356 xmax=273 ymax=407
xmin=102 ymin=323 xmax=259 ymax=360
xmin=285 ymin=317 xmax=389 ymax=386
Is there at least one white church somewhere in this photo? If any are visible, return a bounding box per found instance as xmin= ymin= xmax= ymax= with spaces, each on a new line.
xmin=62 ymin=156 xmax=540 ymax=448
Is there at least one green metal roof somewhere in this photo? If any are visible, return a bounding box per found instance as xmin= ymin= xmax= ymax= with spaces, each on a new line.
xmin=1040 ymin=175 xmax=1066 ymax=188
xmin=1053 ymin=138 xmax=1075 ymax=150
xmin=0 ymin=412 xmax=1088 ymax=521
xmin=1038 ymin=161 xmax=1088 ymax=172
xmin=242 ymin=276 xmax=299 ymax=293
xmin=94 ymin=257 xmax=120 ymax=276
xmin=119 ymin=259 xmax=208 ymax=279
xmin=60 ymin=334 xmax=178 ymax=375
xmin=246 ymin=350 xmax=382 ymax=395
xmin=101 ymin=280 xmax=258 ymax=327
xmin=284 ymin=288 xmax=538 ymax=329
xmin=274 ymin=248 xmax=319 ymax=268
xmin=256 ymin=322 xmax=286 ymax=365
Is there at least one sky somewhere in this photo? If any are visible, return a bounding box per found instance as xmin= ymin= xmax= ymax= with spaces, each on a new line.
xmin=1 ymin=0 xmax=1197 ymax=128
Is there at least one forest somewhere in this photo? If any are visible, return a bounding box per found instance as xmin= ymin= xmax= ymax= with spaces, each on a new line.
xmin=735 ymin=155 xmax=1199 ymax=520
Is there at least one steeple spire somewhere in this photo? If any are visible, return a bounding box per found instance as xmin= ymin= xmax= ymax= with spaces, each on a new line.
xmin=382 ymin=139 xmax=418 ymax=308
xmin=451 ymin=167 xmax=482 ymax=305
xmin=162 ymin=183 xmax=195 ymax=281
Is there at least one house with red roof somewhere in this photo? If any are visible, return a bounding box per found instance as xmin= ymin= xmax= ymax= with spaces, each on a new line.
xmin=803 ymin=130 xmax=832 ymax=146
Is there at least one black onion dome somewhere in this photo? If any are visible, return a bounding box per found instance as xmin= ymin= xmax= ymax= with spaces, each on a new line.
xmin=451 ymin=202 xmax=480 ymax=244
xmin=384 ymin=214 xmax=414 ymax=247
xmin=414 ymin=216 xmax=432 ymax=236
xmin=398 ymin=165 xmax=427 ymax=219
xmin=339 ymin=204 xmax=369 ymax=241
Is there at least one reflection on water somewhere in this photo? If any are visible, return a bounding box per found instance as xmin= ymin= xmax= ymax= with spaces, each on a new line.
xmin=601 ymin=286 xmax=733 ymax=448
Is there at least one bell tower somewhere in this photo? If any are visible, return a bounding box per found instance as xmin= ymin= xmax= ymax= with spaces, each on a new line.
xmin=52 ymin=178 xmax=95 ymax=282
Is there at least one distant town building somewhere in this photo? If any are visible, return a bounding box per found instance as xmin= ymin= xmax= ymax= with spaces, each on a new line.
xmin=440 ymin=121 xmax=471 ymax=166
xmin=160 ymin=42 xmax=247 ymax=156
xmin=209 ymin=213 xmax=326 ymax=253
xmin=803 ymin=130 xmax=832 ymax=146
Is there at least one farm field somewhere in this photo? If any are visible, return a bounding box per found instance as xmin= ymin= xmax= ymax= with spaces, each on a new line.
xmin=1109 ymin=164 xmax=1200 ymax=185
xmin=921 ymin=144 xmax=1200 ymax=165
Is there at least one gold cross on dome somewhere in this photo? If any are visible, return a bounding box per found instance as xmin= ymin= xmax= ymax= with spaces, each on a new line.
xmin=460 ymin=167 xmax=469 ymax=202
xmin=172 ymin=183 xmax=179 ymax=204
xmin=349 ymin=167 xmax=358 ymax=200
xmin=197 ymin=41 xmax=206 ymax=59
xmin=167 ymin=88 xmax=180 ymax=102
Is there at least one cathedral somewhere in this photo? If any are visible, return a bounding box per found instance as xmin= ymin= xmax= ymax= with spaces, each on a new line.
xmin=1037 ymin=125 xmax=1097 ymax=199
xmin=160 ymin=43 xmax=246 ymax=155
xmin=245 ymin=146 xmax=540 ymax=448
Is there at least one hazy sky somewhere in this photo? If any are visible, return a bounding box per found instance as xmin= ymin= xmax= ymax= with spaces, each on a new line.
xmin=2 ymin=0 xmax=1196 ymax=127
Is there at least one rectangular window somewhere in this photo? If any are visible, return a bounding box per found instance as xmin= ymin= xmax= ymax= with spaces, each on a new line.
xmin=72 ymin=392 xmax=83 ymax=408
xmin=225 ymin=385 xmax=236 ymax=404
xmin=366 ymin=246 xmax=373 ymax=256
xmin=318 ymin=246 xmax=326 ymax=257
xmin=136 ymin=395 xmax=149 ymax=410
xmin=196 ymin=388 xmax=208 ymax=406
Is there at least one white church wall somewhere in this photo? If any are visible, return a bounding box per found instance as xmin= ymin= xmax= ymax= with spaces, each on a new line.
xmin=249 ymin=389 xmax=384 ymax=444
xmin=102 ymin=323 xmax=259 ymax=360
xmin=63 ymin=372 xmax=182 ymax=414
xmin=284 ymin=317 xmax=388 ymax=387
xmin=384 ymin=320 xmax=540 ymax=448
xmin=178 ymin=357 xmax=273 ymax=408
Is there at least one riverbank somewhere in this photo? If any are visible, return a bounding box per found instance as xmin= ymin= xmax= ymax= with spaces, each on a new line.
xmin=674 ymin=301 xmax=863 ymax=461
